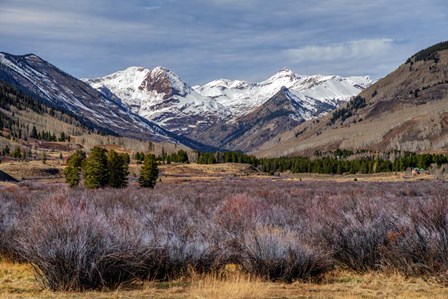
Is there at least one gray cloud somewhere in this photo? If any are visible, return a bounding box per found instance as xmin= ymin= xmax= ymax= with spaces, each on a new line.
xmin=1 ymin=0 xmax=447 ymax=84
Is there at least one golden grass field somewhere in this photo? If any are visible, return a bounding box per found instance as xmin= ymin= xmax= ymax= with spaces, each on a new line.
xmin=1 ymin=259 xmax=447 ymax=299
xmin=0 ymin=160 xmax=442 ymax=186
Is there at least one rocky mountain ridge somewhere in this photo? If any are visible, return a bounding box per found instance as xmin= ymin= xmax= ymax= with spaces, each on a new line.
xmin=86 ymin=66 xmax=372 ymax=150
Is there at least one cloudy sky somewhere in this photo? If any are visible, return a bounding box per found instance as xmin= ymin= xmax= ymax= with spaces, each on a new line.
xmin=1 ymin=0 xmax=447 ymax=84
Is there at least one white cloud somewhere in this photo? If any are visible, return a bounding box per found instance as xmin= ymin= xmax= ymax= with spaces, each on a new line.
xmin=0 ymin=7 xmax=152 ymax=41
xmin=285 ymin=39 xmax=394 ymax=63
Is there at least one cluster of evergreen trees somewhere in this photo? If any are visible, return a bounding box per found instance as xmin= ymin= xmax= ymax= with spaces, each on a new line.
xmin=65 ymin=147 xmax=158 ymax=189
xmin=157 ymin=149 xmax=189 ymax=164
xmin=410 ymin=40 xmax=448 ymax=63
xmin=197 ymin=151 xmax=258 ymax=165
xmin=134 ymin=149 xmax=189 ymax=164
xmin=258 ymin=152 xmax=448 ymax=175
xmin=328 ymin=96 xmax=366 ymax=125
xmin=30 ymin=126 xmax=68 ymax=142
xmin=0 ymin=145 xmax=30 ymax=160
xmin=136 ymin=149 xmax=257 ymax=165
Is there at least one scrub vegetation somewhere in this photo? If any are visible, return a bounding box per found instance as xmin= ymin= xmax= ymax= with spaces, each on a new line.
xmin=1 ymin=179 xmax=448 ymax=294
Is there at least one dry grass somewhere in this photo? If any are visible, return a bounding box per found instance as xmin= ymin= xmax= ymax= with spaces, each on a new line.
xmin=1 ymin=259 xmax=448 ymax=299
xmin=151 ymin=162 xmax=262 ymax=183
xmin=188 ymin=269 xmax=271 ymax=299
xmin=284 ymin=171 xmax=440 ymax=182
xmin=0 ymin=161 xmax=63 ymax=181
xmin=1 ymin=156 xmax=443 ymax=186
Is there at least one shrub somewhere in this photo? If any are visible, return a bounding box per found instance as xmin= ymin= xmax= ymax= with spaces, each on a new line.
xmin=2 ymin=180 xmax=448 ymax=290
xmin=382 ymin=194 xmax=448 ymax=277
xmin=318 ymin=195 xmax=396 ymax=272
xmin=239 ymin=226 xmax=333 ymax=282
xmin=17 ymin=194 xmax=148 ymax=290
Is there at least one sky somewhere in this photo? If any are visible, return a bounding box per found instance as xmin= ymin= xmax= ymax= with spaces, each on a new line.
xmin=1 ymin=0 xmax=447 ymax=85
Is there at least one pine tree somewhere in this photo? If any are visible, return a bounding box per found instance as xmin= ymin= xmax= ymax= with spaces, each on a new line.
xmin=139 ymin=154 xmax=159 ymax=188
xmin=2 ymin=145 xmax=10 ymax=156
xmin=12 ymin=147 xmax=21 ymax=158
xmin=59 ymin=132 xmax=66 ymax=142
xmin=82 ymin=147 xmax=108 ymax=189
xmin=121 ymin=153 xmax=131 ymax=165
xmin=64 ymin=150 xmax=86 ymax=187
xmin=31 ymin=125 xmax=38 ymax=138
xmin=107 ymin=150 xmax=129 ymax=188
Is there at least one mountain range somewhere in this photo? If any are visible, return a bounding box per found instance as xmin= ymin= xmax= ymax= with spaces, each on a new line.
xmin=84 ymin=66 xmax=371 ymax=150
xmin=4 ymin=42 xmax=447 ymax=156
xmin=0 ymin=52 xmax=217 ymax=152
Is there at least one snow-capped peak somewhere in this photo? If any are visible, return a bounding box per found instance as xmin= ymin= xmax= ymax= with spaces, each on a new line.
xmin=194 ymin=68 xmax=373 ymax=119
xmin=260 ymin=68 xmax=302 ymax=88
xmin=85 ymin=65 xmax=372 ymax=137
xmin=85 ymin=66 xmax=231 ymax=135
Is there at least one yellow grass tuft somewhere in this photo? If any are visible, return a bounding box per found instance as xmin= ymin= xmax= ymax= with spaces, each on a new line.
xmin=189 ymin=270 xmax=271 ymax=299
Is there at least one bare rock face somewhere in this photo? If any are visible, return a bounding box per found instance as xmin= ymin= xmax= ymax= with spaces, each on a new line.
xmin=139 ymin=67 xmax=186 ymax=99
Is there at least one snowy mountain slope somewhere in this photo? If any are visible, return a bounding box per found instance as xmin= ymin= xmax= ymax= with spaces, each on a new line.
xmin=0 ymin=52 xmax=217 ymax=151
xmin=194 ymin=68 xmax=373 ymax=119
xmin=195 ymin=86 xmax=329 ymax=151
xmin=85 ymin=67 xmax=231 ymax=135
xmin=86 ymin=67 xmax=372 ymax=141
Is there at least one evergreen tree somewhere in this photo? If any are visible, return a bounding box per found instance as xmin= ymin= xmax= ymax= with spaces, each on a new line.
xmin=11 ymin=147 xmax=22 ymax=158
xmin=2 ymin=145 xmax=10 ymax=156
xmin=107 ymin=150 xmax=129 ymax=188
xmin=120 ymin=152 xmax=131 ymax=165
xmin=82 ymin=147 xmax=108 ymax=189
xmin=64 ymin=150 xmax=86 ymax=187
xmin=31 ymin=126 xmax=38 ymax=138
xmin=139 ymin=154 xmax=159 ymax=188
xmin=59 ymin=132 xmax=66 ymax=142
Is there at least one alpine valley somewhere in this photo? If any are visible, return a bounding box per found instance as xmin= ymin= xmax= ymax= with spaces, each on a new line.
xmin=0 ymin=51 xmax=372 ymax=153
xmin=4 ymin=41 xmax=448 ymax=156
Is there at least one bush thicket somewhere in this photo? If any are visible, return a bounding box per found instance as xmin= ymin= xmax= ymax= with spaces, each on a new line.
xmin=1 ymin=180 xmax=448 ymax=290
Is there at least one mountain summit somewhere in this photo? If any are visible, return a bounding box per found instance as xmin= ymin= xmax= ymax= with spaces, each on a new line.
xmin=85 ymin=67 xmax=230 ymax=135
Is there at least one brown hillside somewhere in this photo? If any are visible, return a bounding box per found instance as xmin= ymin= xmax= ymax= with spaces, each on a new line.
xmin=255 ymin=43 xmax=448 ymax=157
xmin=194 ymin=88 xmax=304 ymax=151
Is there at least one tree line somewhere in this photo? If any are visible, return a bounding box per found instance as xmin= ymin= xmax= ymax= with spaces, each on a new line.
xmin=64 ymin=147 xmax=158 ymax=189
xmin=134 ymin=149 xmax=189 ymax=164
xmin=258 ymin=152 xmax=448 ymax=175
xmin=197 ymin=151 xmax=258 ymax=165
